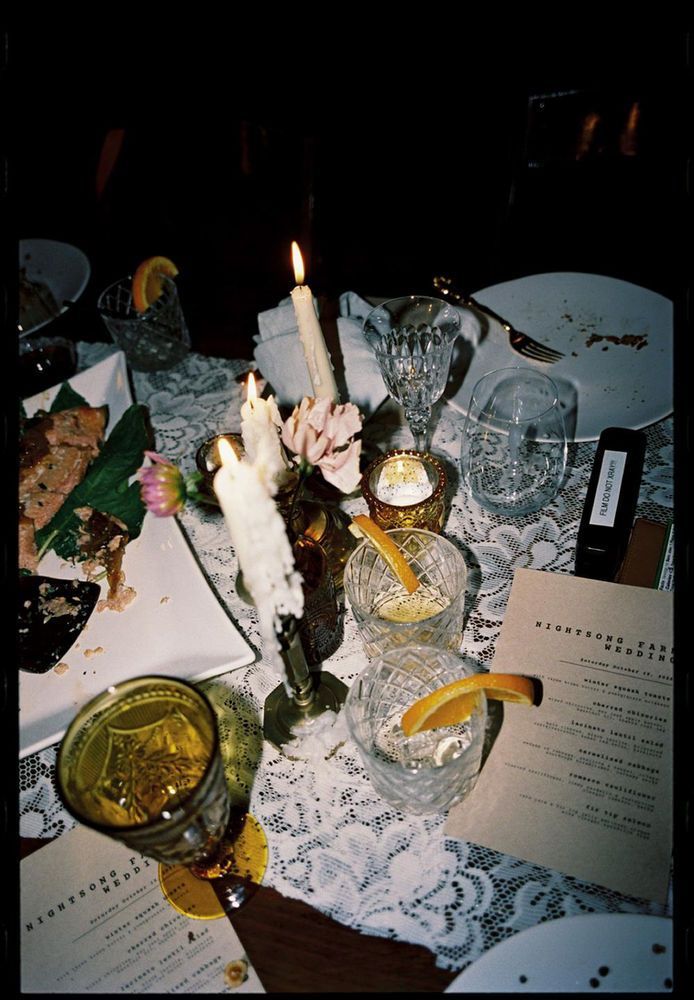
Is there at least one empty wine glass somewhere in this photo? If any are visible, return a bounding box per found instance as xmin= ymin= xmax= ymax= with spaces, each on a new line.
xmin=460 ymin=367 xmax=567 ymax=517
xmin=56 ymin=675 xmax=268 ymax=919
xmin=364 ymin=296 xmax=461 ymax=452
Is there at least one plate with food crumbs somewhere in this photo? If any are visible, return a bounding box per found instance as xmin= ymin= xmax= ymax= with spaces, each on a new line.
xmin=445 ymin=914 xmax=672 ymax=992
xmin=19 ymin=239 xmax=91 ymax=336
xmin=20 ymin=351 xmax=255 ymax=758
xmin=448 ymin=273 xmax=672 ymax=441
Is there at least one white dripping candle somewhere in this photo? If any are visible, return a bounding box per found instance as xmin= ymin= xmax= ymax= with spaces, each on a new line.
xmin=214 ymin=439 xmax=304 ymax=676
xmin=240 ymin=371 xmax=288 ymax=493
xmin=290 ymin=241 xmax=339 ymax=402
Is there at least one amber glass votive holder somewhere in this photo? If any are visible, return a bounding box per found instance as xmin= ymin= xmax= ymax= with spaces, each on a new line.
xmin=361 ymin=449 xmax=447 ymax=533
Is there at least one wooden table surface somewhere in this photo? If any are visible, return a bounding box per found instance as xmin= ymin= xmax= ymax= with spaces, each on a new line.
xmin=20 ymin=837 xmax=457 ymax=993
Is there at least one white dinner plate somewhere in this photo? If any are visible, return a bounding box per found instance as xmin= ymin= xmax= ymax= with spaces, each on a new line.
xmin=20 ymin=352 xmax=256 ymax=757
xmin=448 ymin=273 xmax=673 ymax=442
xmin=19 ymin=238 xmax=91 ymax=336
xmin=445 ymin=913 xmax=673 ymax=993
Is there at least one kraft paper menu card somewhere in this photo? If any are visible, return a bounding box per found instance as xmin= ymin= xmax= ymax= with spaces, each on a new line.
xmin=445 ymin=568 xmax=673 ymax=903
xmin=21 ymin=825 xmax=265 ymax=993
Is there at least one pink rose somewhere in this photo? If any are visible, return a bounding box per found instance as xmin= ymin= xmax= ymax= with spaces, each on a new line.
xmin=315 ymin=438 xmax=362 ymax=493
xmin=281 ymin=397 xmax=363 ymax=493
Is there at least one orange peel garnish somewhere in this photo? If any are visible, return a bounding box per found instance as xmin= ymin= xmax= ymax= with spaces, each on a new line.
xmin=132 ymin=256 xmax=179 ymax=313
xmin=351 ymin=514 xmax=420 ymax=594
xmin=401 ymin=672 xmax=537 ymax=736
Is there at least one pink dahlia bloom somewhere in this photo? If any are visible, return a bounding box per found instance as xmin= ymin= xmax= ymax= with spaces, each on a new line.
xmin=137 ymin=451 xmax=187 ymax=517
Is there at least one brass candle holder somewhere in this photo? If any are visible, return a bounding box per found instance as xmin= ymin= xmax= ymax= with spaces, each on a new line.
xmin=195 ymin=433 xmax=245 ymax=497
xmin=361 ymin=449 xmax=447 ymax=533
xmin=288 ymin=499 xmax=356 ymax=593
xmin=203 ymin=434 xmax=349 ymax=751
xmin=263 ymin=616 xmax=348 ymax=751
xmin=197 ymin=435 xmax=357 ymax=589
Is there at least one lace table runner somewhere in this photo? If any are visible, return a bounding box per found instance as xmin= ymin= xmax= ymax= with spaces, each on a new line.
xmin=19 ymin=343 xmax=673 ymax=971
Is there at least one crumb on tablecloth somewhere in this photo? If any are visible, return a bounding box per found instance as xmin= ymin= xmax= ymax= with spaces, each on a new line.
xmin=53 ymin=662 xmax=70 ymax=675
xmin=224 ymin=959 xmax=248 ymax=988
xmin=84 ymin=646 xmax=104 ymax=658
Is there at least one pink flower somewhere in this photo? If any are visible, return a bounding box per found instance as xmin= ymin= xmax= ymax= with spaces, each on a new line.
xmin=314 ymin=439 xmax=362 ymax=493
xmin=281 ymin=397 xmax=363 ymax=493
xmin=137 ymin=451 xmax=187 ymax=516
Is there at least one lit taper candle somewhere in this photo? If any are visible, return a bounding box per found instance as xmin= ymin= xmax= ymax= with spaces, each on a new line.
xmin=240 ymin=371 xmax=288 ymax=493
xmin=214 ymin=439 xmax=303 ymax=679
xmin=290 ymin=241 xmax=339 ymax=402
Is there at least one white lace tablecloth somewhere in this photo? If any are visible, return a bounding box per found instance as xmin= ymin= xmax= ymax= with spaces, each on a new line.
xmin=19 ymin=342 xmax=673 ymax=973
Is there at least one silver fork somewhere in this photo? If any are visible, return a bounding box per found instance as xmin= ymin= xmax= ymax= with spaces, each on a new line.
xmin=433 ymin=275 xmax=564 ymax=363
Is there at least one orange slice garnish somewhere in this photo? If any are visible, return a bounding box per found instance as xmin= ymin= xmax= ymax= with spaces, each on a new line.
xmin=401 ymin=672 xmax=537 ymax=736
xmin=132 ymin=256 xmax=179 ymax=313
xmin=351 ymin=514 xmax=420 ymax=594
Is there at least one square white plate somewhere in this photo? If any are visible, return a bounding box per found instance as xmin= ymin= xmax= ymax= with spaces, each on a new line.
xmin=20 ymin=351 xmax=255 ymax=757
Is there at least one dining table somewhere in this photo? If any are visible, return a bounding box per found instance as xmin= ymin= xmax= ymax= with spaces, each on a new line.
xmin=18 ymin=298 xmax=675 ymax=993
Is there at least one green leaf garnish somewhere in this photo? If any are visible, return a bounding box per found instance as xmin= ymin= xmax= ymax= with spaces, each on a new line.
xmin=50 ymin=382 xmax=90 ymax=413
xmin=35 ymin=403 xmax=150 ymax=561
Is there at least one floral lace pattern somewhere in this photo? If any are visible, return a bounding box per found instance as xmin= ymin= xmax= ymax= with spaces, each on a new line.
xmin=19 ymin=343 xmax=673 ymax=971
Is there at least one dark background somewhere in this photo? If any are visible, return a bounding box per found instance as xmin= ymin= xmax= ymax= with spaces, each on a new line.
xmin=6 ymin=22 xmax=690 ymax=359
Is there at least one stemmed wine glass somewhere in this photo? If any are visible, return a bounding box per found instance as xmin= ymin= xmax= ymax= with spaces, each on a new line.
xmin=56 ymin=675 xmax=268 ymax=919
xmin=363 ymin=296 xmax=461 ymax=452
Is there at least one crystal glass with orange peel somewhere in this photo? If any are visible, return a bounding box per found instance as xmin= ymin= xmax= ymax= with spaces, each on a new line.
xmin=344 ymin=527 xmax=468 ymax=659
xmin=56 ymin=675 xmax=267 ymax=919
xmin=97 ymin=274 xmax=190 ymax=371
xmin=345 ymin=644 xmax=487 ymax=814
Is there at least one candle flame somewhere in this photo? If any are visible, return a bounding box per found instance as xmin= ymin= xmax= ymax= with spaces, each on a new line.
xmin=291 ymin=241 xmax=305 ymax=285
xmin=246 ymin=371 xmax=257 ymax=405
xmin=218 ymin=436 xmax=240 ymax=469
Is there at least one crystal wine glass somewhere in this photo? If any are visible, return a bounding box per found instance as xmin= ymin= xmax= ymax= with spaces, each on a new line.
xmin=56 ymin=675 xmax=268 ymax=919
xmin=363 ymin=295 xmax=461 ymax=452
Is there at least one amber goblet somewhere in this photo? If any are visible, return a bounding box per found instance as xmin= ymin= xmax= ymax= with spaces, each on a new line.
xmin=56 ymin=675 xmax=267 ymax=919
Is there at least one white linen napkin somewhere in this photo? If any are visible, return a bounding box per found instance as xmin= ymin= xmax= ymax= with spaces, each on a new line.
xmin=254 ymin=300 xmax=313 ymax=405
xmin=253 ymin=291 xmax=482 ymax=417
xmin=253 ymin=291 xmax=387 ymax=416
